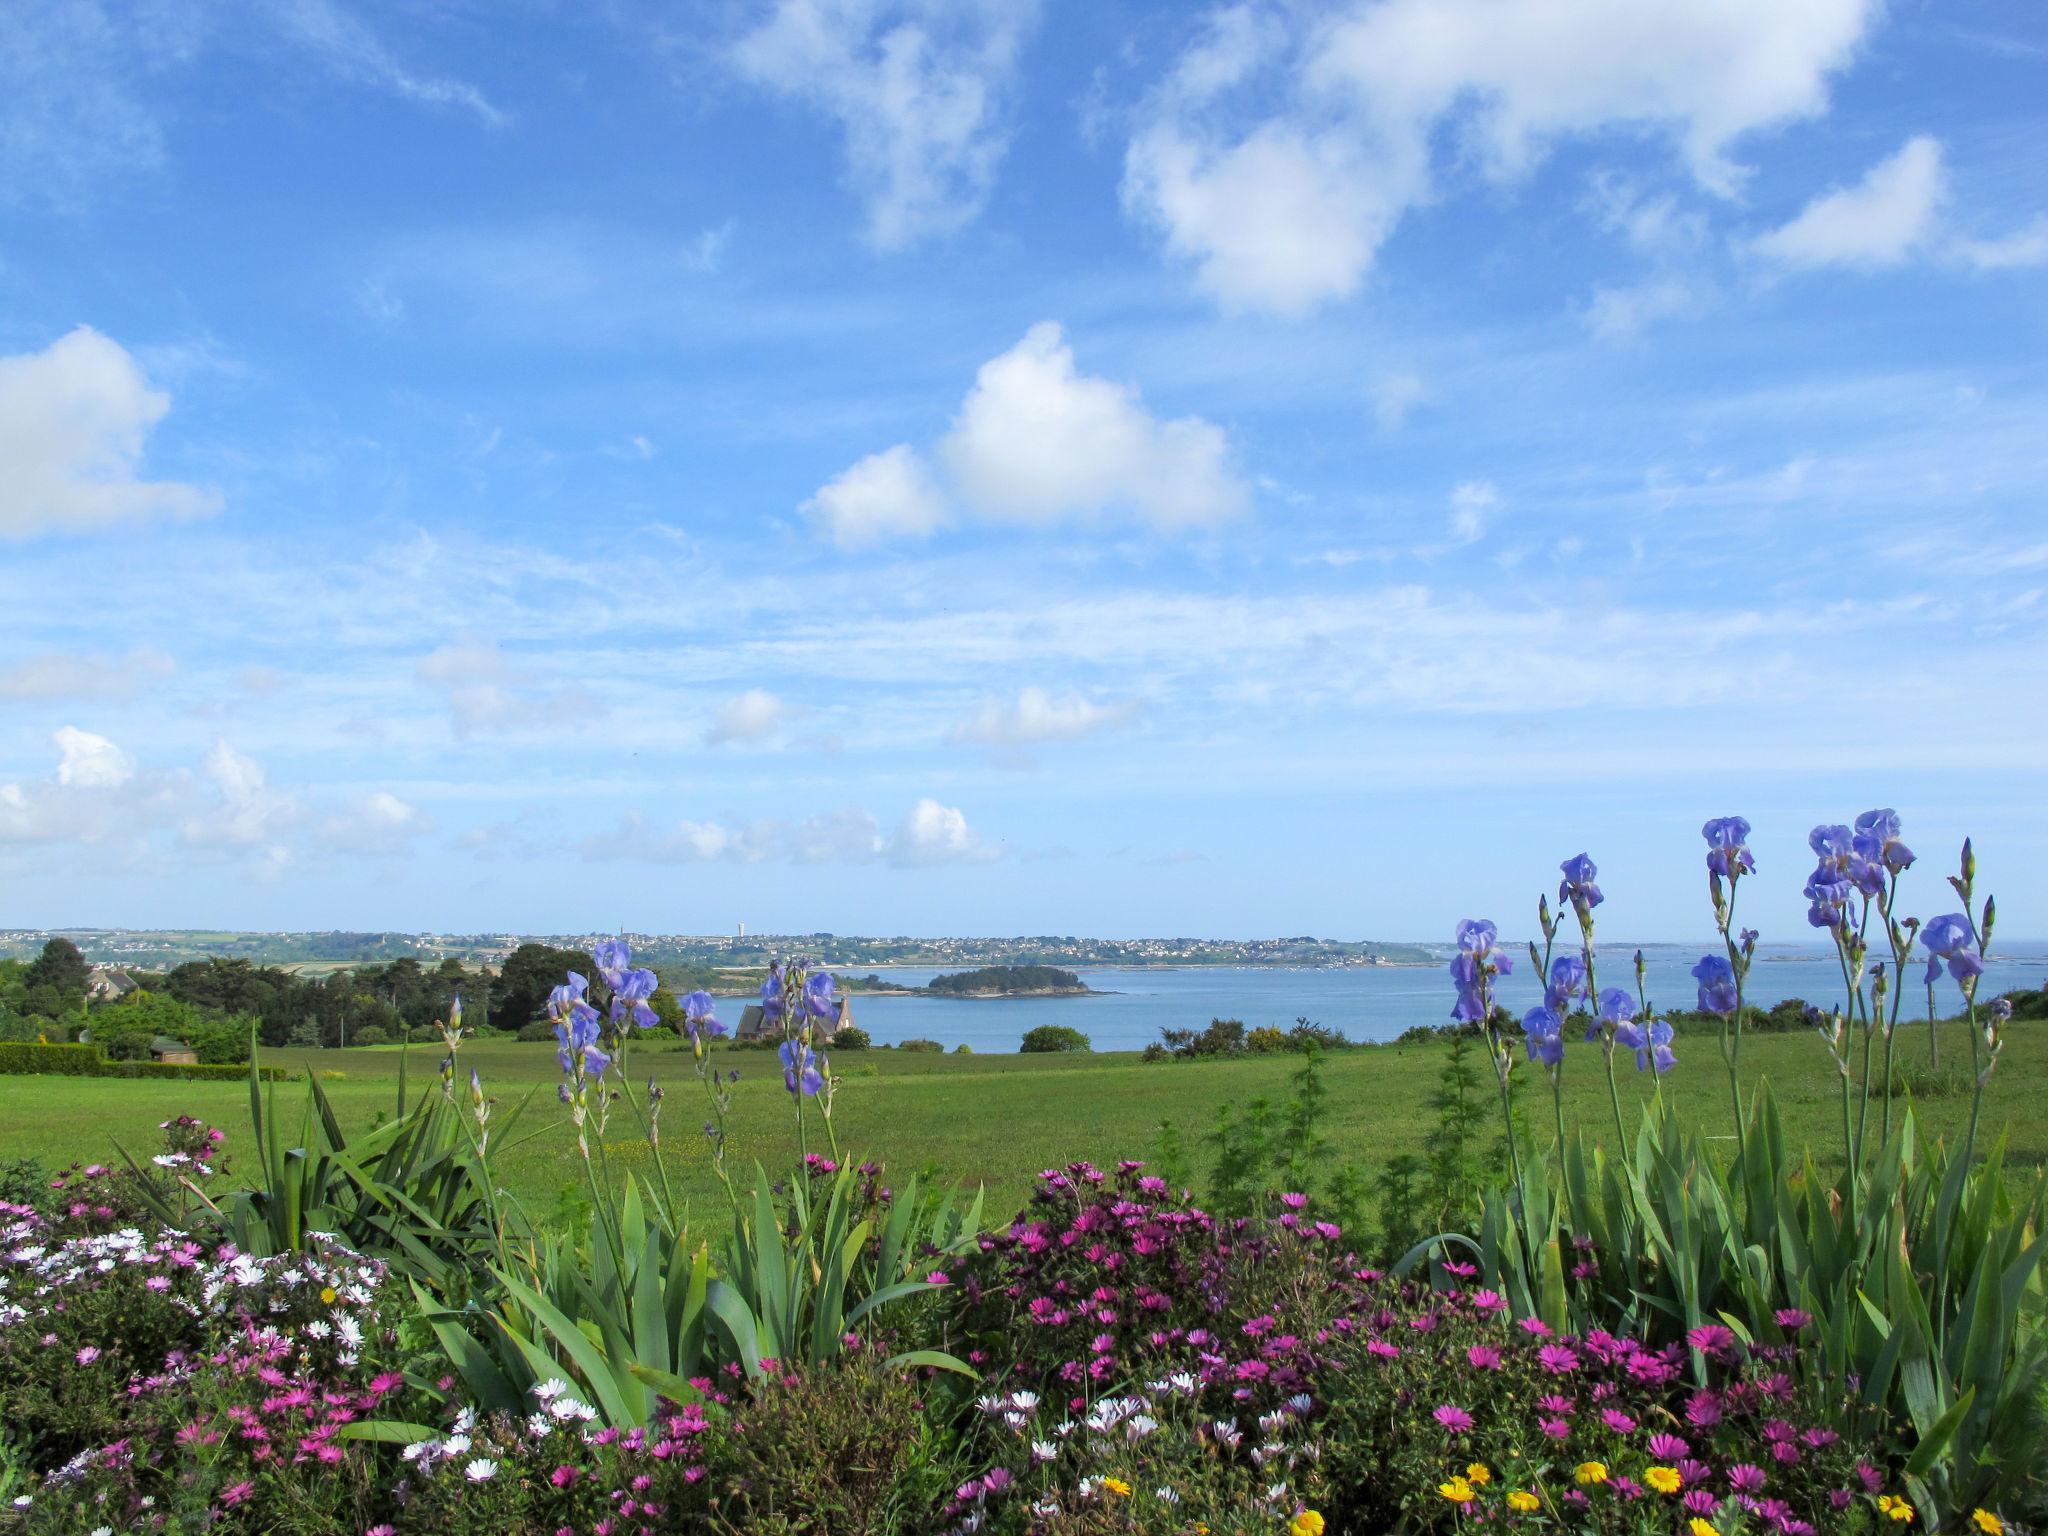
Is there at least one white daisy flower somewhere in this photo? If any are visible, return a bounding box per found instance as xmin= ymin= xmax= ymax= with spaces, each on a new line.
xmin=464 ymin=1458 xmax=498 ymax=1482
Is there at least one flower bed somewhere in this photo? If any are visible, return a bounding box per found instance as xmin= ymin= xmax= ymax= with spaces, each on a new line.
xmin=1 ymin=809 xmax=2040 ymax=1533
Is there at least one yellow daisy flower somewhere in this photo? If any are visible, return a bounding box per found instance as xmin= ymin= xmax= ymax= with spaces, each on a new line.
xmin=1646 ymin=1466 xmax=1684 ymax=1495
xmin=319 ymin=1286 xmax=338 ymax=1304
xmin=1289 ymin=1515 xmax=1325 ymax=1536
xmin=1878 ymin=1495 xmax=1917 ymax=1524
xmin=1101 ymin=1477 xmax=1132 ymax=1498
xmin=1972 ymin=1512 xmax=2004 ymax=1536
xmin=1439 ymin=1477 xmax=1476 ymax=1504
xmin=1575 ymin=1461 xmax=1609 ymax=1486
xmin=1466 ymin=1463 xmax=1493 ymax=1486
xmin=1507 ymin=1490 xmax=1541 ymax=1512
xmin=1689 ymin=1521 xmax=1722 ymax=1536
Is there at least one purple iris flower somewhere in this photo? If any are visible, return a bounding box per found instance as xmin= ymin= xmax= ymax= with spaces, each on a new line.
xmin=1852 ymin=809 xmax=1915 ymax=874
xmin=1599 ymin=988 xmax=1635 ymax=1024
xmin=1804 ymin=827 xmax=1859 ymax=931
xmin=1523 ymin=1005 xmax=1564 ymax=1067
xmin=590 ymin=938 xmax=634 ymax=990
xmin=1615 ymin=1018 xmax=1676 ymax=1074
xmin=555 ymin=1003 xmax=608 ymax=1079
xmin=1546 ymin=954 xmax=1587 ymax=1010
xmin=1692 ymin=954 xmax=1738 ymax=1016
xmin=779 ymin=1038 xmax=824 ymax=1097
xmin=1808 ymin=824 xmax=1855 ymax=862
xmin=682 ymin=989 xmax=725 ymax=1039
xmin=1449 ymin=920 xmax=1510 ymax=1023
xmin=1702 ymin=816 xmax=1755 ymax=877
xmin=1558 ymin=853 xmax=1603 ymax=911
xmin=761 ymin=963 xmax=785 ymax=1021
xmin=1456 ymin=919 xmax=1499 ymax=953
xmin=548 ymin=972 xmax=589 ymax=1020
xmin=1921 ymin=914 xmax=1983 ymax=983
xmin=609 ymin=966 xmax=661 ymax=1030
xmin=804 ymin=970 xmax=838 ymax=1020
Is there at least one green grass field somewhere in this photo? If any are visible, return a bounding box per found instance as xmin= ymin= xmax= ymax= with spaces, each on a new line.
xmin=1 ymin=1020 xmax=2037 ymax=1235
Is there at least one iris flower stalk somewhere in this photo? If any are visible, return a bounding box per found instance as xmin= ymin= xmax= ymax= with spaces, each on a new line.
xmin=1523 ymin=893 xmax=1570 ymax=1210
xmin=587 ymin=940 xmax=682 ymax=1225
xmin=1809 ymin=824 xmax=1873 ymax=1233
xmin=1921 ymin=841 xmax=1999 ymax=1354
xmin=1450 ymin=920 xmax=1528 ymax=1230
xmin=1559 ymin=855 xmax=1630 ymax=1163
xmin=681 ymin=989 xmax=738 ymax=1204
xmin=1700 ymin=817 xmax=1758 ymax=1162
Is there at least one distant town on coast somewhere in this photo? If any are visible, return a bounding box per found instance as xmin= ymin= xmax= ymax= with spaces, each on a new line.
xmin=1 ymin=926 xmax=1438 ymax=973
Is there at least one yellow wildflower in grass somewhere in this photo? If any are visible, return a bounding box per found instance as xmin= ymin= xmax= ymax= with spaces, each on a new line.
xmin=319 ymin=1286 xmax=338 ymax=1304
xmin=1289 ymin=1515 xmax=1325 ymax=1536
xmin=1646 ymin=1466 xmax=1684 ymax=1495
xmin=1507 ymin=1490 xmax=1541 ymax=1513
xmin=1465 ymin=1463 xmax=1492 ymax=1486
xmin=1101 ymin=1477 xmax=1132 ymax=1498
xmin=1574 ymin=1461 xmax=1609 ymax=1486
xmin=1689 ymin=1521 xmax=1722 ymax=1536
xmin=1439 ymin=1477 xmax=1476 ymax=1505
xmin=1972 ymin=1512 xmax=2003 ymax=1535
xmin=1878 ymin=1495 xmax=1916 ymax=1524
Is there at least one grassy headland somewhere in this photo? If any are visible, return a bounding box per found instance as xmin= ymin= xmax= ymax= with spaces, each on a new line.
xmin=1 ymin=1019 xmax=2036 ymax=1237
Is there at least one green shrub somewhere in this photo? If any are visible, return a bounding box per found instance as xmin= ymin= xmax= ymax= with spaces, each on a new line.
xmin=349 ymin=1024 xmax=391 ymax=1047
xmin=1018 ymin=1023 xmax=1091 ymax=1053
xmin=0 ymin=1042 xmax=100 ymax=1075
xmin=952 ymin=1042 xmax=972 ymax=1053
xmin=709 ymin=1356 xmax=953 ymax=1533
xmin=894 ymin=1037 xmax=943 ymax=1053
xmin=1157 ymin=1016 xmax=1246 ymax=1058
xmin=0 ymin=1042 xmax=285 ymax=1081
xmin=832 ymin=1024 xmax=872 ymax=1050
xmin=516 ymin=1020 xmax=556 ymax=1042
xmin=1245 ymin=1024 xmax=1287 ymax=1052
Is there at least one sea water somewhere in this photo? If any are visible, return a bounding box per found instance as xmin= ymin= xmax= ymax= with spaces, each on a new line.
xmin=712 ymin=944 xmax=2048 ymax=1054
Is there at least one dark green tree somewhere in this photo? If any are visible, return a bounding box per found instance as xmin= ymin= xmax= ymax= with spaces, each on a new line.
xmin=25 ymin=938 xmax=89 ymax=1002
xmin=491 ymin=943 xmax=591 ymax=1031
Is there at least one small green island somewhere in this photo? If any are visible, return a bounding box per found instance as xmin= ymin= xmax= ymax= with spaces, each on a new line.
xmin=919 ymin=964 xmax=1095 ymax=998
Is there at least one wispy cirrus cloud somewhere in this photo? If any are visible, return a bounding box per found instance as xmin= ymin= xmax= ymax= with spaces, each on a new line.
xmin=728 ymin=0 xmax=1039 ymax=248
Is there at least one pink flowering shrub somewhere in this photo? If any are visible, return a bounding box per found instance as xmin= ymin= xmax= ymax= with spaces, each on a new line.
xmin=1308 ymin=1281 xmax=1874 ymax=1533
xmin=941 ymin=1163 xmax=1928 ymax=1535
xmin=949 ymin=1162 xmax=1350 ymax=1419
xmin=940 ymin=1379 xmax=1330 ymax=1535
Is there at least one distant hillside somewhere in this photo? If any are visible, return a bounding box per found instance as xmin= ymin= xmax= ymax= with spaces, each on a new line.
xmin=923 ymin=965 xmax=1093 ymax=997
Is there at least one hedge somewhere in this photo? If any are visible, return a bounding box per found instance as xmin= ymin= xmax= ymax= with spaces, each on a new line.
xmin=0 ymin=1042 xmax=288 ymax=1082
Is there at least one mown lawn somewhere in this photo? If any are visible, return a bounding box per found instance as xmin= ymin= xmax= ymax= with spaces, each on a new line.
xmin=1 ymin=1019 xmax=2037 ymax=1235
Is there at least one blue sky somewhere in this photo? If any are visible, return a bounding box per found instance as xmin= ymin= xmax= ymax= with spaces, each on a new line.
xmin=2 ymin=0 xmax=2044 ymax=943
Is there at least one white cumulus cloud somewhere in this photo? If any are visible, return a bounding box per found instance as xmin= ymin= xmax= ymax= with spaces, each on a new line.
xmin=0 ymin=326 xmax=219 ymax=539
xmin=802 ymin=443 xmax=948 ymax=548
xmin=54 ymin=725 xmax=134 ymax=789
xmin=707 ymin=688 xmax=793 ymax=745
xmin=581 ymin=798 xmax=993 ymax=867
xmin=949 ymin=686 xmax=1138 ymax=746
xmin=806 ymin=322 xmax=1245 ymax=545
xmin=729 ymin=0 xmax=1039 ymax=248
xmin=1123 ymin=0 xmax=1878 ymax=314
xmin=938 ymin=322 xmax=1245 ymax=529
xmin=887 ymin=796 xmax=991 ymax=865
xmin=181 ymin=740 xmax=301 ymax=856
xmin=1751 ymin=135 xmax=1946 ymax=268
